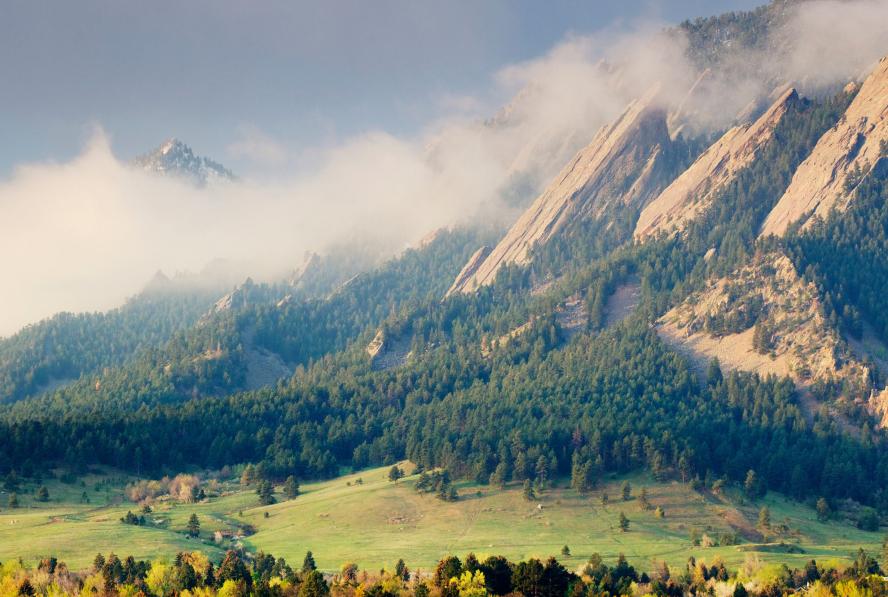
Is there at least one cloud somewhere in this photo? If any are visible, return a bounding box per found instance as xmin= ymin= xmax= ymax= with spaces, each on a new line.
xmin=1 ymin=0 xmax=885 ymax=336
xmin=782 ymin=0 xmax=888 ymax=89
xmin=0 ymin=128 xmax=509 ymax=337
xmin=227 ymin=125 xmax=289 ymax=166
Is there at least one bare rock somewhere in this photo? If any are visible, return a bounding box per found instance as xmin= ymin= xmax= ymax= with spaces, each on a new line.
xmin=635 ymin=88 xmax=798 ymax=240
xmin=449 ymin=87 xmax=670 ymax=294
xmin=445 ymin=246 xmax=491 ymax=296
xmin=761 ymin=56 xmax=888 ymax=237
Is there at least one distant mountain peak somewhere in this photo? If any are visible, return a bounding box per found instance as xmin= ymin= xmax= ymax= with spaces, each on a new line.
xmin=133 ymin=138 xmax=235 ymax=185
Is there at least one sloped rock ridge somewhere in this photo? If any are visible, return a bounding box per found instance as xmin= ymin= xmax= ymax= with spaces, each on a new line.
xmin=449 ymin=87 xmax=672 ymax=294
xmin=635 ymin=88 xmax=799 ymax=240
xmin=761 ymin=57 xmax=888 ymax=236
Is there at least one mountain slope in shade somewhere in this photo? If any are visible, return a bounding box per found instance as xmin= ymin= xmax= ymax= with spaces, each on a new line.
xmin=760 ymin=57 xmax=888 ymax=237
xmin=635 ymin=87 xmax=799 ymax=240
xmin=447 ymin=87 xmax=671 ymax=295
xmin=132 ymin=138 xmax=235 ymax=185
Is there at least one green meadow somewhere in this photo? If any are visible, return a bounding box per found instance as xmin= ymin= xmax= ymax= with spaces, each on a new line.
xmin=0 ymin=464 xmax=880 ymax=573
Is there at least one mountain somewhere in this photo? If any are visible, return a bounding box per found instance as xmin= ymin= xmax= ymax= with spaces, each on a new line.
xmin=446 ymin=86 xmax=673 ymax=294
xmin=761 ymin=57 xmax=888 ymax=236
xmin=635 ymin=87 xmax=799 ymax=240
xmin=132 ymin=138 xmax=235 ymax=185
xmin=3 ymin=2 xmax=888 ymax=534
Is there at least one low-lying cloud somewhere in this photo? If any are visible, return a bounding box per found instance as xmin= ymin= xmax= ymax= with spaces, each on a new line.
xmin=1 ymin=0 xmax=885 ymax=337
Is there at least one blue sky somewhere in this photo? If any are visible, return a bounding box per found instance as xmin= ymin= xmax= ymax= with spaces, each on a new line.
xmin=0 ymin=0 xmax=764 ymax=175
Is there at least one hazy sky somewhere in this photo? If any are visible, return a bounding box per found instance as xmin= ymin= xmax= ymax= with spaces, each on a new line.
xmin=0 ymin=0 xmax=763 ymax=175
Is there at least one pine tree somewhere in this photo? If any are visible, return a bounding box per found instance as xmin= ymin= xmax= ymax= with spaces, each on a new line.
xmin=395 ymin=558 xmax=409 ymax=581
xmin=7 ymin=493 xmax=18 ymax=508
xmin=619 ymin=512 xmax=629 ymax=532
xmin=744 ymin=469 xmax=765 ymax=499
xmin=490 ymin=461 xmax=509 ymax=489
xmin=257 ymin=480 xmax=276 ymax=505
xmin=816 ymin=498 xmax=831 ymax=522
xmin=388 ymin=466 xmax=404 ymax=482
xmin=758 ymin=506 xmax=771 ymax=529
xmin=284 ymin=476 xmax=300 ymax=500
xmin=36 ymin=486 xmax=49 ymax=502
xmin=707 ymin=358 xmax=723 ymax=386
xmin=534 ymin=456 xmax=549 ymax=491
xmin=187 ymin=513 xmax=200 ymax=537
xmin=3 ymin=471 xmax=18 ymax=493
xmin=571 ymin=458 xmax=592 ymax=494
xmin=302 ymin=550 xmax=317 ymax=573
xmin=621 ymin=481 xmax=631 ymax=501
xmin=523 ymin=479 xmax=535 ymax=501
xmin=298 ymin=570 xmax=329 ymax=597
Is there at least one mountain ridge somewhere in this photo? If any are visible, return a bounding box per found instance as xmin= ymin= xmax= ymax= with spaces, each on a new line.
xmin=132 ymin=137 xmax=235 ymax=185
xmin=761 ymin=56 xmax=888 ymax=236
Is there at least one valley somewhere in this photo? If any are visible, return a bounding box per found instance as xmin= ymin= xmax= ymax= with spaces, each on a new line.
xmin=1 ymin=464 xmax=881 ymax=572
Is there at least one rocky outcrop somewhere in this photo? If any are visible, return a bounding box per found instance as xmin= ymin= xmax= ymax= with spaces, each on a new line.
xmin=555 ymin=295 xmax=588 ymax=340
xmin=445 ymin=246 xmax=491 ymax=296
xmin=635 ymin=88 xmax=798 ymax=240
xmin=288 ymin=252 xmax=321 ymax=287
xmin=366 ymin=329 xmax=413 ymax=370
xmin=760 ymin=57 xmax=888 ymax=237
xmin=603 ymin=277 xmax=642 ymax=328
xmin=448 ymin=88 xmax=671 ymax=294
xmin=658 ymin=252 xmax=872 ymax=398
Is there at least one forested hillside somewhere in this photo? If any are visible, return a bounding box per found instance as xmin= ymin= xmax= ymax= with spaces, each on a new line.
xmin=1 ymin=0 xmax=886 ymax=539
xmin=0 ymin=282 xmax=223 ymax=403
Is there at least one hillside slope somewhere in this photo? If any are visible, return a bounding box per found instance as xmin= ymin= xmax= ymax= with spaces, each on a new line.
xmin=2 ymin=464 xmax=881 ymax=571
xmin=658 ymin=252 xmax=874 ymax=413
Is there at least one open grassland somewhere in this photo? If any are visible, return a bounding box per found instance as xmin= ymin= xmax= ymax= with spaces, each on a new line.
xmin=0 ymin=464 xmax=880 ymax=572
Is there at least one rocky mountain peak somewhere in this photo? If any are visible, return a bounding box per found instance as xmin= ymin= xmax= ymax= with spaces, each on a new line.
xmin=132 ymin=138 xmax=235 ymax=186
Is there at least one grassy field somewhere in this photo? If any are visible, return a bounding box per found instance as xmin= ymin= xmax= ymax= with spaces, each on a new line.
xmin=0 ymin=464 xmax=881 ymax=573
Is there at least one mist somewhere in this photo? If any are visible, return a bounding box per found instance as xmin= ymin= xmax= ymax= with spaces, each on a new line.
xmin=1 ymin=0 xmax=885 ymax=337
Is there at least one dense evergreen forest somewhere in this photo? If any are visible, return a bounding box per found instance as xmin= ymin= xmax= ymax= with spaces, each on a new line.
xmin=0 ymin=284 xmax=223 ymax=403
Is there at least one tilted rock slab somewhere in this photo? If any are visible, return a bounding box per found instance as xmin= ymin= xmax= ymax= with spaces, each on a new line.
xmin=635 ymin=88 xmax=799 ymax=240
xmin=760 ymin=56 xmax=888 ymax=237
xmin=448 ymin=87 xmax=670 ymax=295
